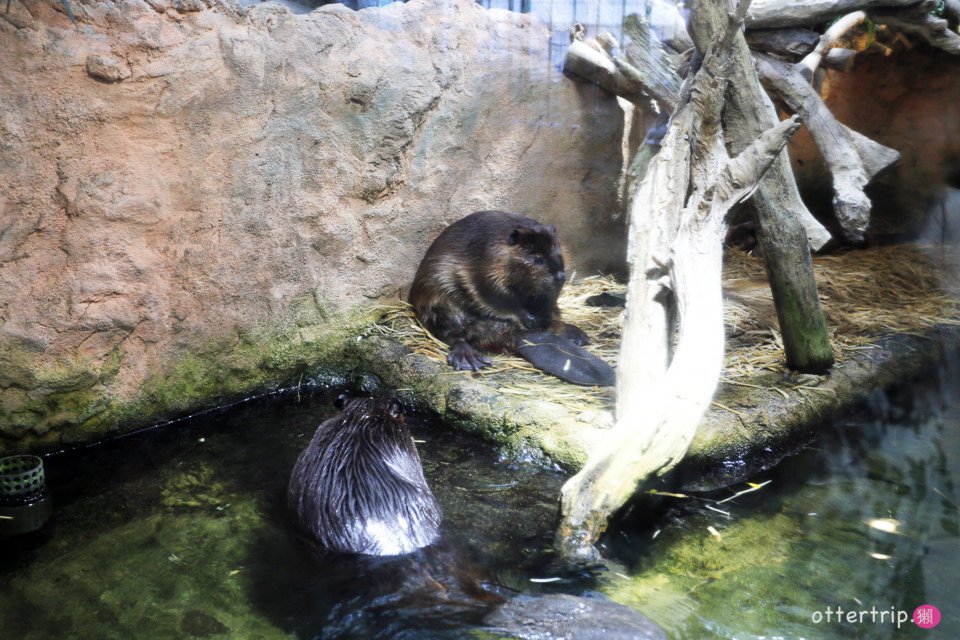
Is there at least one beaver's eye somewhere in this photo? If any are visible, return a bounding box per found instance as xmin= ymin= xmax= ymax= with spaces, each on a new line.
xmin=531 ymin=256 xmax=545 ymax=266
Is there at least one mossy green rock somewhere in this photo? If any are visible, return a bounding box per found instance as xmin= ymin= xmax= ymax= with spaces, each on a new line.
xmin=0 ymin=307 xmax=374 ymax=455
xmin=4 ymin=497 xmax=288 ymax=639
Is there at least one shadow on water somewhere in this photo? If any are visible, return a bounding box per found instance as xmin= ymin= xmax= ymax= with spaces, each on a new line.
xmin=247 ymin=531 xmax=508 ymax=639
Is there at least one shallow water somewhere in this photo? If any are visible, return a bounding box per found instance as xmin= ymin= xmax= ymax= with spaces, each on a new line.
xmin=0 ymin=389 xmax=569 ymax=639
xmin=605 ymin=350 xmax=960 ymax=640
xmin=1 ymin=352 xmax=958 ymax=639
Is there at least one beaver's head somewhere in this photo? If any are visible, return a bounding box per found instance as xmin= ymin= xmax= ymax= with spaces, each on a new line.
xmin=330 ymin=395 xmax=414 ymax=453
xmin=502 ymin=223 xmax=567 ymax=327
xmin=506 ymin=223 xmax=566 ymax=292
xmin=336 ymin=394 xmax=404 ymax=424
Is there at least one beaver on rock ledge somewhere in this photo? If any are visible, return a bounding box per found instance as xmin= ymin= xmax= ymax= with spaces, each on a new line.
xmin=409 ymin=210 xmax=615 ymax=386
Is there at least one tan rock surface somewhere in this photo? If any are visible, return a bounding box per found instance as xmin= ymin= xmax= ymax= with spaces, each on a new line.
xmin=0 ymin=0 xmax=625 ymax=448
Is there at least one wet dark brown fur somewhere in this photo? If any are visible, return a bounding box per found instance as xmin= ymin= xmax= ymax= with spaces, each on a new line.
xmin=287 ymin=396 xmax=442 ymax=556
xmin=409 ymin=210 xmax=588 ymax=371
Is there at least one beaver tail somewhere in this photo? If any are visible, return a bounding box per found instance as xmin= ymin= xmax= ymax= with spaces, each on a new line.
xmin=514 ymin=330 xmax=616 ymax=387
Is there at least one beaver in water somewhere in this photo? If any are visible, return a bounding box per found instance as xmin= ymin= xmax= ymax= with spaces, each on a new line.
xmin=409 ymin=210 xmax=615 ymax=386
xmin=287 ymin=395 xmax=442 ymax=556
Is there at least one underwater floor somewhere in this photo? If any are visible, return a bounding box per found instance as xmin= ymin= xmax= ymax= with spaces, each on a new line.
xmin=1 ymin=351 xmax=958 ymax=639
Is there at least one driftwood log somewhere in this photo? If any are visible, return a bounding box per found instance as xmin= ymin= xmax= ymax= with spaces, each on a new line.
xmin=564 ymin=38 xmax=648 ymax=103
xmin=558 ymin=0 xmax=960 ymax=559
xmin=558 ymin=0 xmax=803 ymax=559
xmin=748 ymin=9 xmax=899 ymax=245
xmin=617 ymin=15 xmax=683 ymax=109
xmin=756 ymin=53 xmax=901 ymax=243
xmin=746 ymin=27 xmax=821 ymax=56
xmin=745 ymin=0 xmax=919 ymax=28
xmin=691 ymin=3 xmax=836 ymax=373
xmin=797 ymin=10 xmax=867 ymax=77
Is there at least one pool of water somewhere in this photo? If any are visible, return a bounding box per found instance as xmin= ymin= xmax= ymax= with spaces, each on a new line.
xmin=605 ymin=349 xmax=960 ymax=640
xmin=0 ymin=388 xmax=571 ymax=639
xmin=1 ymin=350 xmax=958 ymax=639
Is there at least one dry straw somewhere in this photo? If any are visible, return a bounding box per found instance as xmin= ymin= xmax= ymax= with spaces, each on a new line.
xmin=373 ymin=244 xmax=960 ymax=412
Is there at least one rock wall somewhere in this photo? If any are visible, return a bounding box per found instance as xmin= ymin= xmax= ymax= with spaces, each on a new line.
xmin=0 ymin=0 xmax=625 ymax=450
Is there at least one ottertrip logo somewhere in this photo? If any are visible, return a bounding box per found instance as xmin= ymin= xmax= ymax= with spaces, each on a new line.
xmin=810 ymin=604 xmax=941 ymax=629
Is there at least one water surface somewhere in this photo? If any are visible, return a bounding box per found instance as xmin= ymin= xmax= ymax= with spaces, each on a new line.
xmin=1 ymin=353 xmax=958 ymax=639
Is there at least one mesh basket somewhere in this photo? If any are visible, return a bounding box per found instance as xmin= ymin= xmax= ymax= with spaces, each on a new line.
xmin=0 ymin=455 xmax=46 ymax=503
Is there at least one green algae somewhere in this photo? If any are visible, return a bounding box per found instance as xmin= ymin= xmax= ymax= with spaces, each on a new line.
xmin=0 ymin=304 xmax=377 ymax=455
xmin=0 ymin=342 xmax=117 ymax=441
xmin=160 ymin=464 xmax=227 ymax=510
xmin=3 ymin=497 xmax=289 ymax=639
xmin=602 ymin=508 xmax=854 ymax=638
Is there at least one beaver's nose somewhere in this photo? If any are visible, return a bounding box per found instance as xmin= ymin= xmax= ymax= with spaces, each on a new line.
xmin=554 ymin=270 xmax=566 ymax=285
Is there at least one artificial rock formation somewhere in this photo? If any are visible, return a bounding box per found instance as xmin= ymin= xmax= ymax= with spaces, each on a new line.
xmin=0 ymin=0 xmax=625 ymax=450
xmin=789 ymin=46 xmax=960 ymax=241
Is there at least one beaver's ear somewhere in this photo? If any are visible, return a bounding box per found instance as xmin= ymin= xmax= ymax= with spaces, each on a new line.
xmin=508 ymin=226 xmax=534 ymax=245
xmin=335 ymin=393 xmax=350 ymax=410
xmin=548 ymin=224 xmax=557 ymax=236
xmin=388 ymin=399 xmax=404 ymax=419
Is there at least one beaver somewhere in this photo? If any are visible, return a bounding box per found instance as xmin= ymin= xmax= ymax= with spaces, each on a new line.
xmin=409 ymin=210 xmax=615 ymax=386
xmin=287 ymin=395 xmax=442 ymax=556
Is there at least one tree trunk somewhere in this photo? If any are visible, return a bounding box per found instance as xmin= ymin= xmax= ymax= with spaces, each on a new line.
xmin=690 ymin=0 xmax=835 ymax=374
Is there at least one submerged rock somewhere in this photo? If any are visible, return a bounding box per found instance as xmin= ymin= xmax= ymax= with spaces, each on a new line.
xmin=485 ymin=593 xmax=668 ymax=640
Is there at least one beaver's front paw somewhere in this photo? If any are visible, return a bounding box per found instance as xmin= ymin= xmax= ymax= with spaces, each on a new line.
xmin=447 ymin=341 xmax=493 ymax=371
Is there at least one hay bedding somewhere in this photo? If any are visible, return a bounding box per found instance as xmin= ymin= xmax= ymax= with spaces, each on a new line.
xmin=372 ymin=244 xmax=960 ymax=412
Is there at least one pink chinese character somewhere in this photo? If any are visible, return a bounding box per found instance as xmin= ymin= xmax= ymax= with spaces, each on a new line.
xmin=913 ymin=604 xmax=941 ymax=629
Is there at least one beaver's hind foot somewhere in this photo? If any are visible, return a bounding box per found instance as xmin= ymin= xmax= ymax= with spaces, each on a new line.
xmin=558 ymin=322 xmax=590 ymax=346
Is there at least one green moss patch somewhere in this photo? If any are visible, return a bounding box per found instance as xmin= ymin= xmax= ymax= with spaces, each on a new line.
xmin=0 ymin=305 xmax=376 ymax=455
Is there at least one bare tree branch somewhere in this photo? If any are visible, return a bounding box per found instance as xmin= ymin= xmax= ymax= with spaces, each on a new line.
xmin=799 ymin=11 xmax=867 ymax=77
xmin=745 ymin=0 xmax=917 ymax=29
xmin=756 ymin=53 xmax=900 ymax=243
